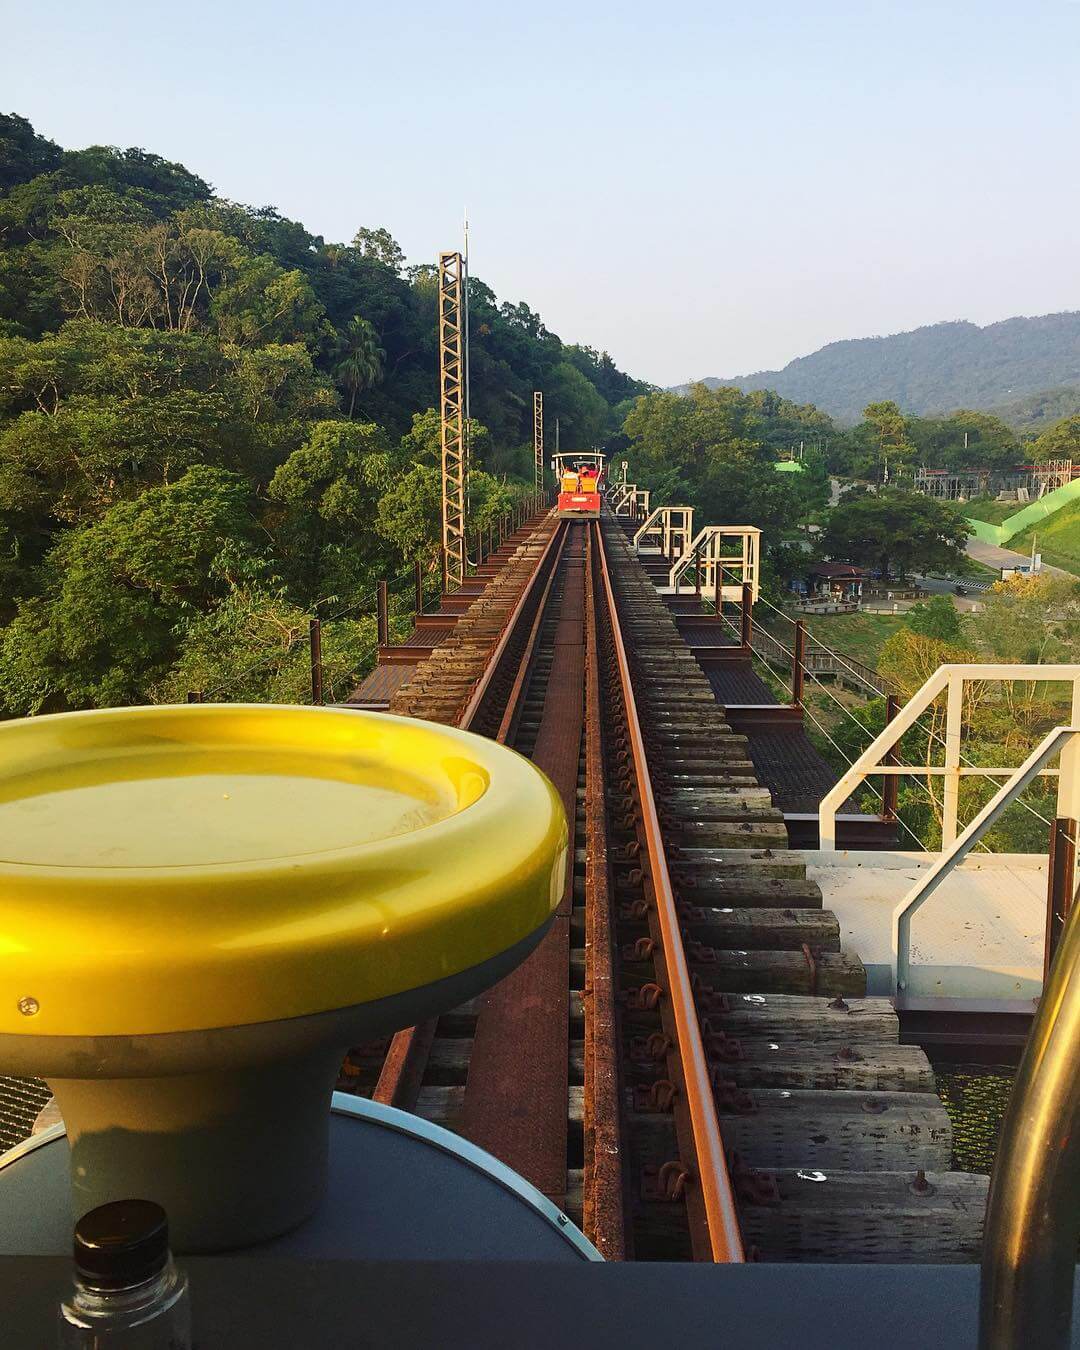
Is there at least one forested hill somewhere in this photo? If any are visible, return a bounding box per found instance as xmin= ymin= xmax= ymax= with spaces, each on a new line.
xmin=685 ymin=314 xmax=1080 ymax=424
xmin=0 ymin=112 xmax=647 ymax=716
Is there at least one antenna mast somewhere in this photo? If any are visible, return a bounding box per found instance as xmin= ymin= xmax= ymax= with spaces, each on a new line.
xmin=533 ymin=391 xmax=544 ymax=498
xmin=462 ymin=214 xmax=471 ymax=527
xmin=438 ymin=250 xmax=466 ymax=589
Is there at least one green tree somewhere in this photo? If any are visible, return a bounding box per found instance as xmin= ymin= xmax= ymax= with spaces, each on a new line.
xmin=906 ymin=595 xmax=963 ymax=642
xmin=332 ymin=316 xmax=385 ymax=416
xmin=399 ymin=406 xmax=490 ymax=469
xmin=157 ymin=585 xmax=378 ymax=706
xmin=211 ymin=256 xmax=326 ymax=347
xmin=1031 ymin=415 xmax=1080 ymax=464
xmin=0 ymin=113 xmax=62 ymax=191
xmin=821 ymin=489 xmax=968 ymax=578
xmin=267 ymin=420 xmax=395 ymax=601
xmin=861 ymin=400 xmax=916 ymax=481
xmin=977 ymin=575 xmax=1080 ymax=664
xmin=0 ymin=466 xmax=260 ymax=712
xmin=351 ymin=227 xmax=406 ymax=273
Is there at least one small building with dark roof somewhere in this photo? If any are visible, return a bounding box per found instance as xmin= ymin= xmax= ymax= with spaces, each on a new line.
xmin=807 ymin=562 xmax=867 ymax=603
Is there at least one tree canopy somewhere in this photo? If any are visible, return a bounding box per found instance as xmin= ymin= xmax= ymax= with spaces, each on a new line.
xmin=0 ymin=112 xmax=646 ymax=713
xmin=820 ymin=489 xmax=968 ymax=578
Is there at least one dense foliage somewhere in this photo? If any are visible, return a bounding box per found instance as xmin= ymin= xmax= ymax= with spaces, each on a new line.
xmin=820 ymin=488 xmax=969 ymax=579
xmin=983 ymin=385 xmax=1080 ymax=434
xmin=619 ymin=383 xmax=831 ymax=564
xmin=687 ymin=313 xmax=1080 ymax=425
xmin=0 ymin=113 xmax=646 ymax=713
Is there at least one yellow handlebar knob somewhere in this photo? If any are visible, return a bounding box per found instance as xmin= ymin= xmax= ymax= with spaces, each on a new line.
xmin=0 ymin=704 xmax=567 ymax=1040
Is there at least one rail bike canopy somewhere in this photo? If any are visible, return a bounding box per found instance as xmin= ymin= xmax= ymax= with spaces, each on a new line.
xmin=0 ymin=703 xmax=567 ymax=1249
xmin=554 ymin=451 xmax=606 ymax=516
xmin=551 ymin=450 xmax=605 ymax=477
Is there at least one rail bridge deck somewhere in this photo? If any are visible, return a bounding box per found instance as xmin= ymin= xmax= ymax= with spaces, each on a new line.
xmin=2 ymin=506 xmax=989 ymax=1264
xmin=333 ymin=508 xmax=987 ymax=1264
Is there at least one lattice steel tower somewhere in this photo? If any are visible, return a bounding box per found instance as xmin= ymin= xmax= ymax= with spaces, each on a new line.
xmin=439 ymin=251 xmax=466 ymax=589
xmin=533 ymin=391 xmax=544 ymax=498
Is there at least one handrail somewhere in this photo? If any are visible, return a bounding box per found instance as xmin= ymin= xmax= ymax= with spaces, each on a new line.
xmin=892 ymin=725 xmax=1079 ymax=992
xmin=751 ymin=626 xmax=889 ymax=697
xmin=631 ymin=505 xmax=666 ymax=550
xmin=818 ymin=663 xmax=1080 ymax=851
xmin=632 ymin=505 xmax=695 ymax=559
xmin=979 ymin=877 xmax=1080 ymax=1349
xmin=595 ymin=521 xmax=745 ymax=1263
xmin=666 ymin=525 xmax=761 ymax=601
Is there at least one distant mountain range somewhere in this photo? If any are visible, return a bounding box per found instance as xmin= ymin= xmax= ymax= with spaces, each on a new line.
xmin=679 ymin=312 xmax=1080 ymax=426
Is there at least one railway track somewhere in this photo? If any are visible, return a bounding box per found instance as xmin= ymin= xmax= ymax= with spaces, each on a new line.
xmin=340 ymin=511 xmax=990 ymax=1264
xmin=0 ymin=505 xmax=995 ymax=1264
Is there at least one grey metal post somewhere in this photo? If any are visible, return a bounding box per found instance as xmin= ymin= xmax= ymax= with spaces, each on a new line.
xmin=377 ymin=580 xmax=389 ymax=647
xmin=792 ymin=621 xmax=806 ymax=707
xmin=883 ymin=694 xmax=900 ymax=821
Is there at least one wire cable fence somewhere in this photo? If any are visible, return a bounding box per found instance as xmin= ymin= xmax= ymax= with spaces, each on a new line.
xmin=714 ymin=589 xmax=1060 ymax=857
xmin=187 ymin=497 xmax=538 ymax=708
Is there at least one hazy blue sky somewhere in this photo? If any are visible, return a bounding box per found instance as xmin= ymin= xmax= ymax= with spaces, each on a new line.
xmin=3 ymin=0 xmax=1079 ymax=385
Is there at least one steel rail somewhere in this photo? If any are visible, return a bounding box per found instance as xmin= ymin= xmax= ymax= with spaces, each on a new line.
xmin=581 ymin=524 xmax=627 ymax=1259
xmin=458 ymin=510 xmax=562 ymax=728
xmin=494 ymin=524 xmax=570 ymax=746
xmin=594 ymin=520 xmax=745 ymax=1263
xmin=375 ymin=513 xmax=567 ymax=1109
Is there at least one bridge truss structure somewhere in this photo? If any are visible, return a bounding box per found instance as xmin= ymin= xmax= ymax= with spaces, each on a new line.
xmin=533 ymin=391 xmax=544 ymax=498
xmin=439 ymin=251 xmax=467 ymax=589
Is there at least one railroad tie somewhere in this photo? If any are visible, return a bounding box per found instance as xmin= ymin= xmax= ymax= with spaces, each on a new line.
xmin=599 ymin=517 xmax=983 ymax=1263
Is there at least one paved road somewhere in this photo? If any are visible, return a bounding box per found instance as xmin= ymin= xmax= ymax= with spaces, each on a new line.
xmin=910 ymin=575 xmax=989 ymax=612
xmin=964 ymin=536 xmax=1072 ymax=581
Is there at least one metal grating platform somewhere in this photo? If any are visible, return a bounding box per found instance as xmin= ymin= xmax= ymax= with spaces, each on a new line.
xmin=0 ymin=1077 xmax=50 ymax=1155
xmin=705 ymin=667 xmax=844 ymax=814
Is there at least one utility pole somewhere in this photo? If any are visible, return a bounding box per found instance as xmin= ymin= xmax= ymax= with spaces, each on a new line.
xmin=533 ymin=391 xmax=544 ymax=498
xmin=438 ymin=251 xmax=466 ymax=589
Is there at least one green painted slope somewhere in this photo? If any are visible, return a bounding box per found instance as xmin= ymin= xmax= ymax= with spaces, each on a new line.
xmin=1009 ymin=499 xmax=1080 ymax=576
xmin=965 ymin=476 xmax=1080 ymax=545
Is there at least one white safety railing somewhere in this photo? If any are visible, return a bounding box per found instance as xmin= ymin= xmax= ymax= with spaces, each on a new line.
xmin=633 ymin=506 xmax=695 ymax=559
xmin=663 ymin=526 xmax=761 ymax=601
xmin=819 ymin=664 xmax=1080 ymax=851
xmin=892 ymin=724 xmax=1079 ymax=991
xmin=610 ymin=482 xmax=637 ymax=516
xmin=633 ymin=488 xmax=650 ymax=517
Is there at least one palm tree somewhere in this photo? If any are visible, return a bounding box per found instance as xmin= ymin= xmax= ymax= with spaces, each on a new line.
xmin=333 ymin=316 xmax=385 ymax=416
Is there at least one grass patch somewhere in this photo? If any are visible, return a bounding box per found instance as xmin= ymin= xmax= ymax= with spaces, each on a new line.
xmin=1009 ymin=498 xmax=1080 ymax=577
xmin=964 ymin=497 xmax=1017 ymax=525
xmin=764 ymin=610 xmax=906 ymax=668
xmin=962 ymin=556 xmax=1001 ymax=580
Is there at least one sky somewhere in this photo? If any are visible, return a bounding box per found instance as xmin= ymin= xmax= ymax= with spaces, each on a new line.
xmin=2 ymin=0 xmax=1079 ymax=386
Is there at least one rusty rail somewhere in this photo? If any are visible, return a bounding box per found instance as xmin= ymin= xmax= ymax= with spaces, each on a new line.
xmin=375 ymin=515 xmax=568 ymax=1110
xmin=582 ymin=524 xmax=627 ymax=1259
xmin=595 ymin=522 xmax=746 ymax=1263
